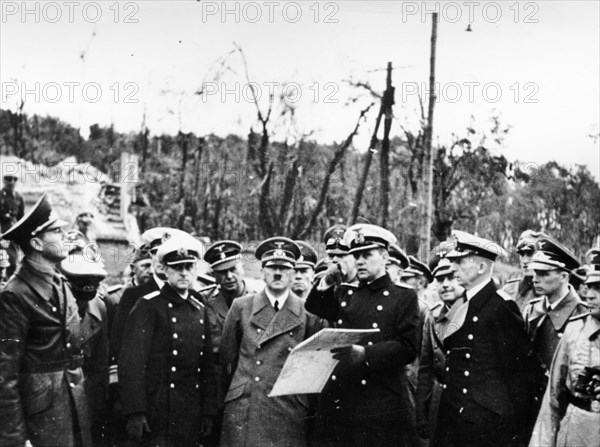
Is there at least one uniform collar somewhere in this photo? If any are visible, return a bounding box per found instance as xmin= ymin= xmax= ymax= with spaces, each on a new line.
xmin=468 ymin=280 xmax=497 ymax=311
xmin=465 ymin=278 xmax=492 ymax=301
xmin=264 ymin=287 xmax=290 ymax=309
xmin=16 ymin=257 xmax=61 ymax=302
xmin=85 ymin=296 xmax=104 ymax=321
xmin=359 ymin=273 xmax=392 ymax=291
xmin=160 ymin=283 xmax=202 ymax=310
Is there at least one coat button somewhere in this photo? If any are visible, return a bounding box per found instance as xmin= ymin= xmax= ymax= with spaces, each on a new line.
xmin=348 ymin=290 xmax=353 ymax=296
xmin=464 ymin=371 xmax=470 ymax=377
xmin=446 ymin=367 xmax=449 ymax=372
xmin=331 ymin=375 xmax=337 ymax=381
xmin=289 ymin=332 xmax=293 ymax=336
xmin=361 ymin=379 xmax=367 ymax=385
xmin=257 ymin=328 xmax=262 ymax=333
xmin=200 ymin=319 xmax=204 ymax=324
xmin=467 ymin=334 xmax=473 ymax=340
xmin=372 ymin=323 xmax=378 ymax=328
xmin=442 ymin=384 xmax=447 ymax=389
xmin=171 ymin=366 xmax=176 ymax=372
xmin=172 ymin=317 xmax=177 ymax=323
xmin=52 ymin=307 xmax=57 ymax=312
xmin=170 ymin=383 xmax=175 ymax=389
xmin=341 ymin=301 xmax=347 ymax=307
xmin=288 ymin=347 xmax=292 ymax=352
xmin=472 ymin=316 xmax=479 ymax=322
xmin=195 ymin=384 xmax=199 ymax=389
xmin=168 ymin=303 xmax=173 ymax=308
xmin=255 ymin=377 xmax=260 ymax=382
xmin=558 ymin=333 xmax=563 ymax=338
xmin=197 ymin=368 xmax=201 ymax=372
xmin=338 ymin=319 xmax=343 ymax=325
xmin=367 ymin=341 xmax=373 ymax=346
xmin=173 ymin=333 xmax=178 ymax=339
xmin=465 ymin=353 xmax=471 ymax=359
xmin=172 ymin=350 xmax=178 ymax=356
xmin=462 ymin=388 xmax=468 ymax=394
xmin=200 ymin=351 xmax=204 ymax=356
xmin=446 ymin=350 xmax=450 ymax=355
xmin=377 ymin=305 xmax=383 ymax=311
xmin=66 ymin=343 xmax=71 ymax=348
xmin=69 ymin=382 xmax=76 ymax=388
xmin=383 ymin=291 xmax=389 ymax=296
xmin=256 ymin=360 xmax=262 ymax=365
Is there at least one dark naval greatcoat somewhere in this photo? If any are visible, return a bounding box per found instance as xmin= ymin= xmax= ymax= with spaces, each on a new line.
xmin=436 ymin=280 xmax=542 ymax=447
xmin=219 ymin=290 xmax=322 ymax=447
xmin=119 ymin=283 xmax=218 ymax=447
xmin=305 ymin=273 xmax=420 ymax=447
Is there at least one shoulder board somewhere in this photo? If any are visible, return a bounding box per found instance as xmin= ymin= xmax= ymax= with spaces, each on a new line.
xmin=197 ymin=274 xmax=216 ymax=285
xmin=340 ymin=282 xmax=358 ymax=289
xmin=397 ymin=281 xmax=415 ymax=290
xmin=107 ymin=284 xmax=123 ymax=294
xmin=197 ymin=284 xmax=218 ymax=295
xmin=529 ymin=297 xmax=544 ymax=304
xmin=568 ymin=311 xmax=591 ymax=322
xmin=428 ymin=301 xmax=443 ymax=311
xmin=188 ymin=295 xmax=205 ymax=309
xmin=143 ymin=290 xmax=161 ymax=300
xmin=496 ymin=290 xmax=514 ymax=301
xmin=505 ymin=277 xmax=521 ymax=284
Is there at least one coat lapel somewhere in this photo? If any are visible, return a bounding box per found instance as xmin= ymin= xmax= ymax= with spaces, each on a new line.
xmin=256 ymin=293 xmax=303 ymax=345
xmin=548 ymin=287 xmax=584 ymax=331
xmin=250 ymin=291 xmax=274 ymax=332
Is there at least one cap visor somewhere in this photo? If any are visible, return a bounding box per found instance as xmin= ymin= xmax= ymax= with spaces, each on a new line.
xmin=166 ymin=259 xmax=197 ymax=266
xmin=264 ymin=260 xmax=294 ymax=269
xmin=212 ymin=258 xmax=238 ymax=271
xmin=527 ymin=261 xmax=559 ymax=271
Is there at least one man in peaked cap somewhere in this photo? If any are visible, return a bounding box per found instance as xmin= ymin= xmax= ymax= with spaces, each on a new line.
xmin=292 ymin=240 xmax=318 ymax=300
xmin=119 ymin=237 xmax=217 ymax=446
xmin=385 ymin=243 xmax=410 ymax=286
xmin=0 ymin=193 xmax=93 ymax=446
xmin=435 ymin=230 xmax=541 ymax=447
xmin=323 ymin=224 xmax=358 ymax=285
xmin=201 ymin=240 xmax=257 ymax=447
xmin=306 ymin=224 xmax=420 ymax=446
xmin=417 ymin=258 xmax=464 ymax=445
xmin=219 ymin=237 xmax=322 ymax=447
xmin=60 ymin=250 xmax=111 ymax=446
xmin=523 ymin=237 xmax=589 ymax=372
xmin=503 ymin=230 xmax=545 ymax=313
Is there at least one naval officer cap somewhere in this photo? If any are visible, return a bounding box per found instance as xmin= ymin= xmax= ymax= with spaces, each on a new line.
xmin=445 ymin=230 xmax=507 ymax=261
xmin=141 ymin=227 xmax=191 ymax=254
xmin=255 ymin=237 xmax=301 ymax=269
xmin=388 ymin=244 xmax=410 ymax=270
xmin=294 ymin=240 xmax=318 ymax=269
xmin=204 ymin=240 xmax=242 ymax=272
xmin=527 ymin=237 xmax=580 ymax=273
xmin=344 ymin=224 xmax=397 ymax=254
xmin=1 ymin=192 xmax=68 ymax=243
xmin=402 ymin=256 xmax=434 ymax=283
xmin=157 ymin=237 xmax=201 ymax=266
xmin=324 ymin=224 xmax=350 ymax=256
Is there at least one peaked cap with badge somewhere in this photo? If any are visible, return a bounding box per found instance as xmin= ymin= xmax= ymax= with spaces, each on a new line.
xmin=527 ymin=237 xmax=580 ymax=273
xmin=294 ymin=240 xmax=318 ymax=269
xmin=432 ymin=257 xmax=455 ymax=278
xmin=1 ymin=192 xmax=68 ymax=243
xmin=388 ymin=243 xmax=410 ymax=269
xmin=204 ymin=240 xmax=242 ymax=272
xmin=157 ymin=237 xmax=201 ymax=266
xmin=445 ymin=230 xmax=507 ymax=261
xmin=141 ymin=227 xmax=191 ymax=253
xmin=255 ymin=237 xmax=301 ymax=268
xmin=343 ymin=223 xmax=397 ymax=254
xmin=324 ymin=224 xmax=350 ymax=256
xmin=516 ymin=230 xmax=547 ymax=252
xmin=402 ymin=255 xmax=433 ymax=283
xmin=584 ymin=249 xmax=600 ymax=285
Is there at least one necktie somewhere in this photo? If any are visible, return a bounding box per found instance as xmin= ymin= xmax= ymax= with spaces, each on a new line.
xmin=274 ymin=300 xmax=279 ymax=312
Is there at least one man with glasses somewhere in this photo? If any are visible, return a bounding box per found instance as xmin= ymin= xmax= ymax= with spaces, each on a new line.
xmin=119 ymin=237 xmax=218 ymax=446
xmin=0 ymin=174 xmax=25 ymax=278
xmin=0 ymin=193 xmax=92 ymax=446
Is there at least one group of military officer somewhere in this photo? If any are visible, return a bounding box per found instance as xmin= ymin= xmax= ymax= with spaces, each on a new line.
xmin=1 ymin=193 xmax=599 ymax=447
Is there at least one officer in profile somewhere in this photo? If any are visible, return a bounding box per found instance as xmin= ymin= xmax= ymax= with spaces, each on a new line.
xmin=385 ymin=243 xmax=410 ymax=286
xmin=0 ymin=193 xmax=92 ymax=446
xmin=119 ymin=237 xmax=217 ymax=446
xmin=323 ymin=224 xmax=358 ymax=285
xmin=306 ymin=224 xmax=420 ymax=446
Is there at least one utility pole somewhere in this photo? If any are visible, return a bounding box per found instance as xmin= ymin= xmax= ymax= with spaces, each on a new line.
xmin=421 ymin=12 xmax=438 ymax=258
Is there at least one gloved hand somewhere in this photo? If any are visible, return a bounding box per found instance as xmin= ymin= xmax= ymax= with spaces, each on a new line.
xmin=126 ymin=413 xmax=151 ymax=441
xmin=200 ymin=417 xmax=213 ymax=437
xmin=322 ymin=263 xmax=344 ymax=287
xmin=331 ymin=344 xmax=366 ymax=365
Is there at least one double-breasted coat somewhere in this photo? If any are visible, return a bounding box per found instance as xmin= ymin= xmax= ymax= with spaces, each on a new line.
xmin=416 ymin=301 xmax=450 ymax=446
xmin=305 ymin=274 xmax=420 ymax=447
xmin=119 ymin=283 xmax=218 ymax=447
xmin=436 ymin=280 xmax=542 ymax=447
xmin=529 ymin=314 xmax=600 ymax=447
xmin=219 ymin=290 xmax=322 ymax=447
xmin=0 ymin=258 xmax=92 ymax=447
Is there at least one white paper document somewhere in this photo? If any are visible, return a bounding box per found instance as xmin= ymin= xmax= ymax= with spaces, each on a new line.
xmin=268 ymin=328 xmax=380 ymax=397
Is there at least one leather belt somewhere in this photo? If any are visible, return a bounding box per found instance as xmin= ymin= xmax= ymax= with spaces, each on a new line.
xmin=568 ymin=394 xmax=600 ymax=413
xmin=23 ymin=355 xmax=84 ymax=373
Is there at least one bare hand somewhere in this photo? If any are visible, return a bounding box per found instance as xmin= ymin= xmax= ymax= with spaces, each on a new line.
xmin=323 ymin=263 xmax=344 ymax=287
xmin=126 ymin=413 xmax=151 ymax=441
xmin=331 ymin=344 xmax=366 ymax=365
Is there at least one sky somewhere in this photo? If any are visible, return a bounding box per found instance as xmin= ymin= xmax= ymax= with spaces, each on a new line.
xmin=1 ymin=1 xmax=599 ymax=179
